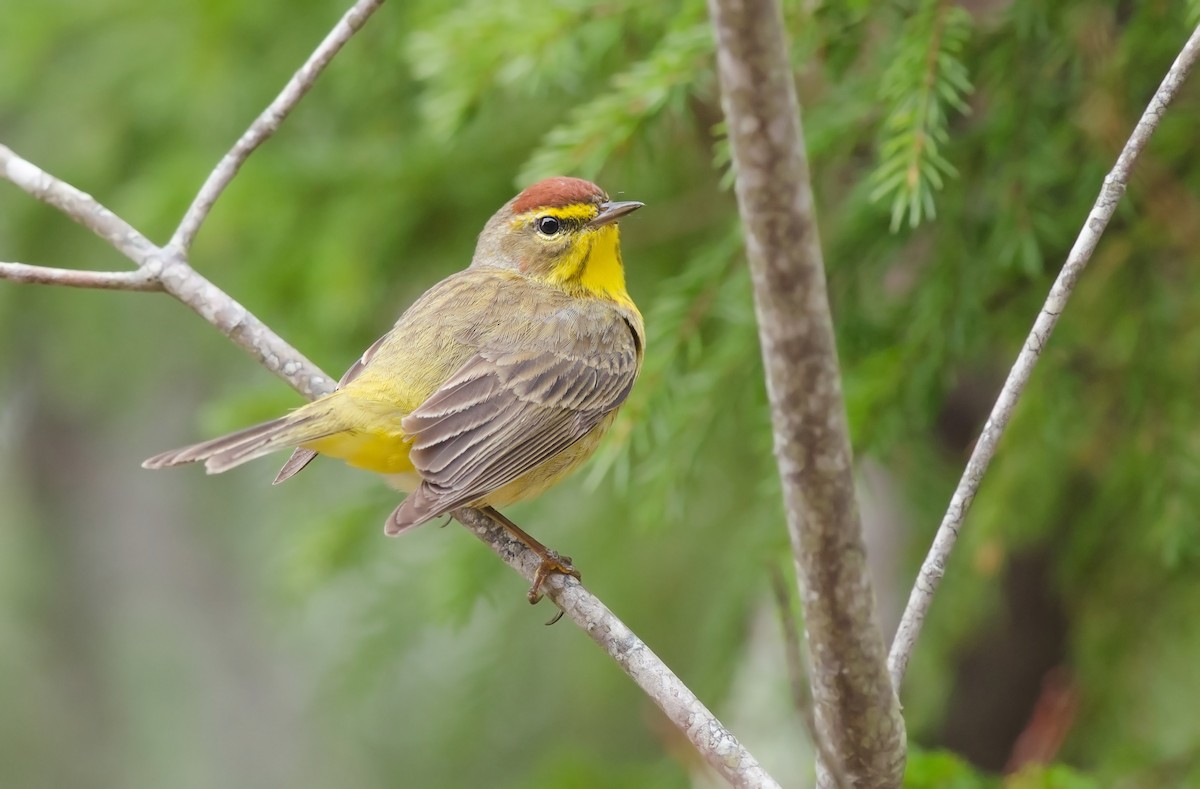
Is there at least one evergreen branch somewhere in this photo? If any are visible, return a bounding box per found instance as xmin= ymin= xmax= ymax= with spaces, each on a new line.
xmin=408 ymin=0 xmax=640 ymax=137
xmin=517 ymin=21 xmax=714 ymax=184
xmin=887 ymin=22 xmax=1200 ymax=688
xmin=708 ymin=0 xmax=906 ymax=784
xmin=0 ymin=262 xmax=162 ymax=291
xmin=869 ymin=0 xmax=972 ymax=230
xmin=0 ymin=3 xmax=780 ymax=785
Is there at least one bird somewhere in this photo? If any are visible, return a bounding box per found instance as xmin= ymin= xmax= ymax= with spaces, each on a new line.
xmin=143 ymin=176 xmax=645 ymax=601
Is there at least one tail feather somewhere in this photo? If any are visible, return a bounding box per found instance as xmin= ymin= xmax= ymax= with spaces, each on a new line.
xmin=143 ymin=408 xmax=338 ymax=475
xmin=384 ymin=484 xmax=455 ymax=536
xmin=204 ymin=414 xmax=331 ymax=474
xmin=273 ymin=448 xmax=319 ymax=485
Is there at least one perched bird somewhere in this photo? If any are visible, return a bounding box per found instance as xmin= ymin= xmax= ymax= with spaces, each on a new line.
xmin=144 ymin=177 xmax=644 ymax=599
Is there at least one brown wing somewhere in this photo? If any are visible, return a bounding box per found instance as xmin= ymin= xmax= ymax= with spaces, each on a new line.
xmin=272 ymin=333 xmax=390 ymax=484
xmin=388 ymin=310 xmax=641 ymax=531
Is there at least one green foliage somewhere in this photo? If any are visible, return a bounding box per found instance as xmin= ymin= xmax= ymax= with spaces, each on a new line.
xmin=518 ymin=18 xmax=715 ymax=185
xmin=1006 ymin=763 xmax=1100 ymax=789
xmin=870 ymin=0 xmax=973 ymax=230
xmin=408 ymin=0 xmax=611 ymax=137
xmin=4 ymin=0 xmax=1200 ymax=787
xmin=905 ymin=748 xmax=994 ymax=788
xmin=906 ymin=749 xmax=1098 ymax=788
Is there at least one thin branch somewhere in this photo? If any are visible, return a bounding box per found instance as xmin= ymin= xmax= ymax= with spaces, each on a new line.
xmin=0 ymin=262 xmax=161 ymax=291
xmin=0 ymin=144 xmax=159 ymax=266
xmin=707 ymin=0 xmax=905 ymax=785
xmin=170 ymin=0 xmax=387 ymax=251
xmin=0 ymin=142 xmax=332 ymax=399
xmin=455 ymin=508 xmax=779 ymax=788
xmin=887 ymin=23 xmax=1200 ymax=688
xmin=156 ymin=264 xmax=333 ymax=400
xmin=907 ymin=0 xmax=952 ymax=188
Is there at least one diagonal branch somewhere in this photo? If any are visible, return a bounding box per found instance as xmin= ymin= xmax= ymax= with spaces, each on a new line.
xmin=0 ymin=262 xmax=161 ymax=291
xmin=887 ymin=22 xmax=1200 ymax=688
xmin=1 ymin=144 xmax=159 ymax=265
xmin=157 ymin=263 xmax=333 ymax=399
xmin=0 ymin=143 xmax=332 ymax=400
xmin=170 ymin=0 xmax=387 ymax=252
xmin=453 ymin=508 xmax=779 ymax=787
xmin=707 ymin=0 xmax=905 ymax=785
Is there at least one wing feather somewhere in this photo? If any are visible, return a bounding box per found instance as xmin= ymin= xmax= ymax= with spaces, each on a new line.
xmin=390 ymin=307 xmax=641 ymax=530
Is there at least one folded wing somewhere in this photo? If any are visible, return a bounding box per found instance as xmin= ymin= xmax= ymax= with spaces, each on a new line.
xmin=387 ymin=310 xmax=641 ymax=533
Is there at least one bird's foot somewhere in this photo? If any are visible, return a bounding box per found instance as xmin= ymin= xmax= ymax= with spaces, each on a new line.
xmin=527 ymin=549 xmax=581 ymax=606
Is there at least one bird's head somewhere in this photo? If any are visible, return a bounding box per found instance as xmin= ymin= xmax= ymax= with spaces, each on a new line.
xmin=471 ymin=177 xmax=642 ymax=307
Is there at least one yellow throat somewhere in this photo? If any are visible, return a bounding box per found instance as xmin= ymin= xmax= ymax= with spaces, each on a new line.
xmin=548 ymin=224 xmax=634 ymax=308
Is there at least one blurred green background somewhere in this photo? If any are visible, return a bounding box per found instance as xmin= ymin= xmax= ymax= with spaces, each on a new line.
xmin=2 ymin=0 xmax=1200 ymax=786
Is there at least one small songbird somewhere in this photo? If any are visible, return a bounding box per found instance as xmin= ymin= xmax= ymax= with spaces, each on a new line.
xmin=143 ymin=177 xmax=644 ymax=598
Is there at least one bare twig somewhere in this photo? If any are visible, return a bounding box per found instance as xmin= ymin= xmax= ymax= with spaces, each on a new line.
xmin=1 ymin=144 xmax=159 ymax=265
xmin=887 ymin=23 xmax=1200 ymax=688
xmin=0 ymin=143 xmax=332 ymax=399
xmin=707 ymin=0 xmax=905 ymax=785
xmin=455 ymin=508 xmax=779 ymax=788
xmin=0 ymin=2 xmax=780 ymax=784
xmin=0 ymin=262 xmax=161 ymax=291
xmin=170 ymin=0 xmax=387 ymax=251
xmin=158 ymin=264 xmax=333 ymax=399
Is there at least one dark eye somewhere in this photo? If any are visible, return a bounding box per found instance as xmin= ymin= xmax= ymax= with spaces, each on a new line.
xmin=536 ymin=216 xmax=562 ymax=236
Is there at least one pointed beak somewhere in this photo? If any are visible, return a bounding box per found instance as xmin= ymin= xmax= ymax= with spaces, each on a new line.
xmin=588 ymin=200 xmax=644 ymax=228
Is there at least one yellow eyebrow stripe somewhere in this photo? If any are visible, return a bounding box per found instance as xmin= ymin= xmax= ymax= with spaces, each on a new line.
xmin=512 ymin=203 xmax=599 ymax=224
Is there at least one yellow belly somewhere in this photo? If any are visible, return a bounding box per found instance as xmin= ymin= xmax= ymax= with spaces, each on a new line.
xmin=301 ymin=411 xmax=617 ymax=507
xmin=304 ymin=431 xmax=416 ymax=475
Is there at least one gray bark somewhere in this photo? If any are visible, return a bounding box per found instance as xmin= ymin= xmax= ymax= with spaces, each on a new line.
xmin=706 ymin=0 xmax=906 ymax=784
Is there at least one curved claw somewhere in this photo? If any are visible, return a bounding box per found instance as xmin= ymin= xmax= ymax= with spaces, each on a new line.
xmin=526 ymin=550 xmax=580 ymax=605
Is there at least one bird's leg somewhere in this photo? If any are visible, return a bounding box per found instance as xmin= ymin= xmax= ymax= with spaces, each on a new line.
xmin=479 ymin=506 xmax=580 ymax=604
